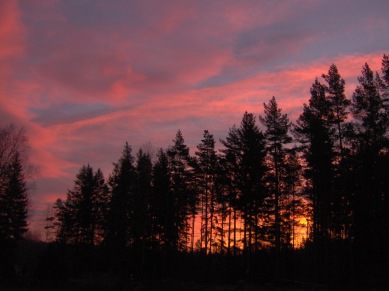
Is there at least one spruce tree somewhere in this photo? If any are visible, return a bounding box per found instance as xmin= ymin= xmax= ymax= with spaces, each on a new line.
xmin=105 ymin=142 xmax=136 ymax=249
xmin=151 ymin=148 xmax=172 ymax=249
xmin=53 ymin=198 xmax=71 ymax=244
xmin=54 ymin=164 xmax=108 ymax=246
xmin=0 ymin=125 xmax=30 ymax=243
xmin=93 ymin=168 xmax=110 ymax=243
xmin=133 ymin=149 xmax=152 ymax=250
xmin=0 ymin=152 xmax=28 ymax=240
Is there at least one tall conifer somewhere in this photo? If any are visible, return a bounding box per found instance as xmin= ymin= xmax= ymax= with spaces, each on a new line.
xmin=105 ymin=142 xmax=136 ymax=249
xmin=0 ymin=153 xmax=28 ymax=240
xmin=167 ymin=130 xmax=192 ymax=251
xmin=196 ymin=130 xmax=217 ymax=254
xmin=259 ymin=96 xmax=292 ymax=274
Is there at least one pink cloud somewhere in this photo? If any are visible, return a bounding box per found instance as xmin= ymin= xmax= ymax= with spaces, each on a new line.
xmin=0 ymin=0 xmax=24 ymax=58
xmin=0 ymin=0 xmax=26 ymax=117
xmin=28 ymin=125 xmax=78 ymax=178
xmin=43 ymin=51 xmax=385 ymax=135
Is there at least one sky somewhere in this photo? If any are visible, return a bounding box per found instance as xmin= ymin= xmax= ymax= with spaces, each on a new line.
xmin=1 ymin=0 xmax=388 ymax=235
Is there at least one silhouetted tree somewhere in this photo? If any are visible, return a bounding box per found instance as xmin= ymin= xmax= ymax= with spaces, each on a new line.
xmin=378 ymin=54 xmax=389 ymax=99
xmin=186 ymin=155 xmax=200 ymax=253
xmin=133 ymin=149 xmax=152 ymax=251
xmin=93 ymin=168 xmax=110 ymax=243
xmin=167 ymin=130 xmax=192 ymax=251
xmin=0 ymin=125 xmax=30 ymax=279
xmin=53 ymin=199 xmax=71 ymax=244
xmin=281 ymin=149 xmax=305 ymax=250
xmin=0 ymin=152 xmax=28 ymax=240
xmin=0 ymin=125 xmax=30 ymax=240
xmin=294 ymin=79 xmax=335 ymax=281
xmin=214 ymin=155 xmax=230 ymax=254
xmin=219 ymin=131 xmax=240 ymax=255
xmin=105 ymin=142 xmax=136 ymax=249
xmin=322 ymin=64 xmax=350 ymax=158
xmin=221 ymin=112 xmax=267 ymax=254
xmin=350 ymin=62 xmax=388 ymax=152
xmin=54 ymin=164 xmax=108 ymax=246
xmin=378 ymin=55 xmax=389 ymax=276
xmin=195 ymin=130 xmax=218 ymax=254
xmin=348 ymin=61 xmax=389 ymax=279
xmin=322 ymin=64 xmax=351 ymax=240
xmin=259 ymin=96 xmax=292 ymax=277
xmin=151 ymin=148 xmax=172 ymax=249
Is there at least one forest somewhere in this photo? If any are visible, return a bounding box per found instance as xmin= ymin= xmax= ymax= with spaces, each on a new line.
xmin=1 ymin=54 xmax=389 ymax=289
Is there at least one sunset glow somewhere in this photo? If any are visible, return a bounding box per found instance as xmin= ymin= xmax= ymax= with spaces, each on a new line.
xmin=1 ymin=0 xmax=388 ymax=236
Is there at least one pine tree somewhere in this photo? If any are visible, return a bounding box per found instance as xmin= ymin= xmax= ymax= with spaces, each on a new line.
xmin=151 ymin=148 xmax=172 ymax=249
xmin=93 ymin=168 xmax=110 ymax=243
xmin=294 ymin=81 xmax=332 ymax=233
xmin=221 ymin=112 xmax=267 ymax=254
xmin=54 ymin=164 xmax=109 ymax=246
xmin=0 ymin=125 xmax=30 ymax=244
xmin=167 ymin=130 xmax=192 ymax=251
xmin=73 ymin=164 xmax=95 ymax=245
xmin=323 ymin=64 xmax=352 ymax=240
xmin=0 ymin=152 xmax=28 ymax=240
xmin=294 ymin=79 xmax=335 ymax=281
xmin=53 ymin=198 xmax=71 ymax=244
xmin=214 ymin=157 xmax=229 ymax=254
xmin=220 ymin=125 xmax=240 ymax=254
xmin=105 ymin=142 xmax=136 ymax=249
xmin=322 ymin=64 xmax=350 ymax=158
xmin=195 ymin=130 xmax=218 ymax=254
xmin=133 ymin=149 xmax=152 ymax=250
xmin=351 ymin=63 xmax=388 ymax=154
xmin=378 ymin=54 xmax=389 ymax=100
xmin=349 ymin=61 xmax=389 ymax=277
xmin=281 ymin=149 xmax=304 ymax=250
xmin=259 ymin=96 xmax=292 ymax=275
xmin=378 ymin=55 xmax=389 ymax=275
xmin=187 ymin=155 xmax=200 ymax=253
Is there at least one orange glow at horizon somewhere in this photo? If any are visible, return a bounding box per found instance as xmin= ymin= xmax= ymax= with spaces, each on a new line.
xmin=189 ymin=212 xmax=310 ymax=252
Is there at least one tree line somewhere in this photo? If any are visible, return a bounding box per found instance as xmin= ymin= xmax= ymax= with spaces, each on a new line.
xmin=1 ymin=54 xmax=388 ymax=287
xmin=50 ymin=104 xmax=303 ymax=255
xmin=47 ymin=54 xmax=389 ymax=284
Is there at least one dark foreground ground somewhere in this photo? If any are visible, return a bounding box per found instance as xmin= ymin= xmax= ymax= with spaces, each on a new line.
xmin=2 ymin=272 xmax=387 ymax=291
xmin=0 ymin=280 xmax=372 ymax=291
xmin=1 ymin=240 xmax=388 ymax=290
